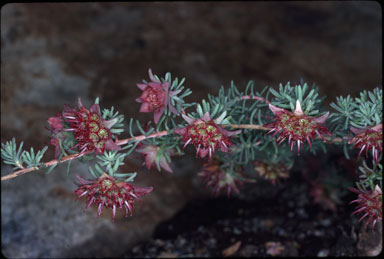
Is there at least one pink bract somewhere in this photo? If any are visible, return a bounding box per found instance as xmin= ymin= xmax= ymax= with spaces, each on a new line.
xmin=136 ymin=144 xmax=174 ymax=173
xmin=136 ymin=68 xmax=180 ymax=124
xmin=265 ymin=100 xmax=332 ymax=155
xmin=74 ymin=173 xmax=153 ymax=220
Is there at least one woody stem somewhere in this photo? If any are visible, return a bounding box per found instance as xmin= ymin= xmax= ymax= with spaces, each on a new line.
xmin=1 ymin=124 xmax=344 ymax=181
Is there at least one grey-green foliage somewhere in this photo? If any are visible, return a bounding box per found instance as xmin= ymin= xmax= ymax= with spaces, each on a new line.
xmin=1 ymin=138 xmax=48 ymax=170
xmin=22 ymin=146 xmax=48 ymax=168
xmin=208 ymin=81 xmax=270 ymax=125
xmin=269 ymin=81 xmax=325 ymax=116
xmin=330 ymin=87 xmax=382 ymax=133
xmin=102 ymin=105 xmax=125 ymax=135
xmin=1 ymin=138 xmax=25 ymax=169
xmin=87 ymin=149 xmax=136 ymax=182
xmin=163 ymin=72 xmax=194 ymax=114
xmin=356 ymin=159 xmax=383 ymax=191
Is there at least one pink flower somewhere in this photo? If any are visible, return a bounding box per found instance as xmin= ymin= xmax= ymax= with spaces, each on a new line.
xmin=348 ymin=124 xmax=382 ymax=162
xmin=49 ymin=98 xmax=120 ymax=157
xmin=198 ymin=158 xmax=243 ymax=197
xmin=136 ymin=144 xmax=174 ymax=173
xmin=265 ymin=100 xmax=332 ymax=155
xmin=175 ymin=112 xmax=241 ymax=159
xmin=47 ymin=113 xmax=63 ymax=133
xmin=349 ymin=185 xmax=382 ymax=230
xmin=136 ymin=68 xmax=180 ymax=124
xmin=74 ymin=173 xmax=153 ymax=220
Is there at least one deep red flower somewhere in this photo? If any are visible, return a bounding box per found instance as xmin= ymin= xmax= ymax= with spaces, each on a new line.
xmin=74 ymin=173 xmax=153 ymax=220
xmin=136 ymin=144 xmax=174 ymax=173
xmin=349 ymin=185 xmax=382 ymax=230
xmin=175 ymin=112 xmax=241 ymax=159
xmin=348 ymin=124 xmax=382 ymax=162
xmin=198 ymin=158 xmax=243 ymax=197
xmin=253 ymin=161 xmax=289 ymax=185
xmin=48 ymin=98 xmax=120 ymax=157
xmin=136 ymin=68 xmax=180 ymax=124
xmin=265 ymin=100 xmax=331 ymax=155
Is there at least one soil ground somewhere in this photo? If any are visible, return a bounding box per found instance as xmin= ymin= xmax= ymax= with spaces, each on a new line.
xmin=123 ymin=152 xmax=361 ymax=257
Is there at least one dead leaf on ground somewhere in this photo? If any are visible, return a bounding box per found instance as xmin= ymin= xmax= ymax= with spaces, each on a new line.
xmin=265 ymin=241 xmax=285 ymax=256
xmin=157 ymin=251 xmax=178 ymax=258
xmin=222 ymin=241 xmax=242 ymax=257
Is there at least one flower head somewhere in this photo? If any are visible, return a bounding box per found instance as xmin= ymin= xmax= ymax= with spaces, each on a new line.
xmin=265 ymin=100 xmax=331 ymax=155
xmin=253 ymin=161 xmax=289 ymax=185
xmin=349 ymin=185 xmax=382 ymax=230
xmin=136 ymin=144 xmax=174 ymax=173
xmin=48 ymin=98 xmax=120 ymax=157
xmin=175 ymin=112 xmax=241 ymax=159
xmin=136 ymin=68 xmax=180 ymax=124
xmin=74 ymin=173 xmax=153 ymax=220
xmin=348 ymin=124 xmax=382 ymax=162
xmin=198 ymin=158 xmax=243 ymax=197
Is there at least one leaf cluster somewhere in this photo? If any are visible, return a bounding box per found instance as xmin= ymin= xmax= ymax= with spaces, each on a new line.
xmin=330 ymin=87 xmax=382 ymax=133
xmin=1 ymin=138 xmax=48 ymax=170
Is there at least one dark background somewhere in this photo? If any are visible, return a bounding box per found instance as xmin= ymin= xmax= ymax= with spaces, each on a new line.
xmin=1 ymin=2 xmax=382 ymax=257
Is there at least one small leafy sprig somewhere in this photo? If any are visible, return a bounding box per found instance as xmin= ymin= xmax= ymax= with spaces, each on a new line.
xmin=1 ymin=138 xmax=25 ymax=169
xmin=330 ymin=87 xmax=382 ymax=131
xmin=1 ymin=138 xmax=48 ymax=170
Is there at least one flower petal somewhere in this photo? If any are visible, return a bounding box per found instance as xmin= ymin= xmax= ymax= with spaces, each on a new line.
xmin=294 ymin=100 xmax=304 ymax=116
xmin=350 ymin=126 xmax=366 ymax=135
xmin=90 ymin=104 xmax=100 ymax=114
xmin=104 ymin=117 xmax=119 ymax=129
xmin=148 ymin=82 xmax=163 ymax=89
xmin=159 ymin=157 xmax=173 ymax=173
xmin=137 ymin=83 xmax=148 ymax=91
xmin=182 ymin=114 xmax=196 ymax=125
xmin=148 ymin=68 xmax=161 ymax=83
xmin=268 ymin=103 xmax=286 ymax=115
xmin=313 ymin=112 xmax=329 ymax=124
xmin=201 ymin=112 xmax=211 ymax=121
xmin=78 ymin=97 xmax=84 ymax=109
xmin=174 ymin=127 xmax=187 ymax=135
xmin=144 ymin=151 xmax=156 ymax=170
xmin=105 ymin=139 xmax=121 ymax=151
xmin=154 ymin=107 xmax=165 ymax=124
xmin=140 ymin=102 xmax=151 ymax=113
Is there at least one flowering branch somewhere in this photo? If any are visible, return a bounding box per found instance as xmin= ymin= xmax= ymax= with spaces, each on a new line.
xmin=1 ymin=123 xmax=346 ymax=181
xmin=1 ymin=68 xmax=381 ymax=225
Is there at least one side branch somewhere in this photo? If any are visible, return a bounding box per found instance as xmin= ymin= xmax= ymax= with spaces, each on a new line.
xmin=1 ymin=130 xmax=169 ymax=181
